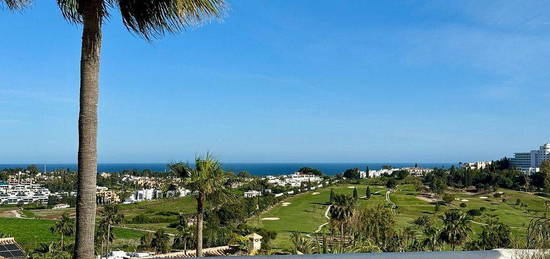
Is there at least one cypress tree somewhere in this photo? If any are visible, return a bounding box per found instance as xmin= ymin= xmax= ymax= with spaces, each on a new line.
xmin=329 ymin=189 xmax=335 ymax=204
xmin=366 ymin=186 xmax=371 ymax=199
xmin=353 ymin=187 xmax=358 ymax=200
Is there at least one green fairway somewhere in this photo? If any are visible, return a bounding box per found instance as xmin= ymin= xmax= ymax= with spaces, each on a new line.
xmin=248 ymin=184 xmax=387 ymax=250
xmin=0 ymin=217 xmax=144 ymax=252
xmin=248 ymin=183 xmax=545 ymax=251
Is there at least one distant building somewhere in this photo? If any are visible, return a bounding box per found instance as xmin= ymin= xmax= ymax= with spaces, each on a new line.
xmin=510 ymin=142 xmax=550 ymax=172
xmin=461 ymin=161 xmax=492 ymax=170
xmin=96 ymin=187 xmax=121 ymax=205
xmin=244 ymin=190 xmax=262 ymax=198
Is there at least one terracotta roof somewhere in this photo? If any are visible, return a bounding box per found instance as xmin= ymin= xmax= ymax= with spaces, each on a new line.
xmin=146 ymin=246 xmax=237 ymax=258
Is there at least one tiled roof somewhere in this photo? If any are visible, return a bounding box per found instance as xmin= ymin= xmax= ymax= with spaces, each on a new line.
xmin=147 ymin=246 xmax=238 ymax=258
xmin=0 ymin=238 xmax=25 ymax=259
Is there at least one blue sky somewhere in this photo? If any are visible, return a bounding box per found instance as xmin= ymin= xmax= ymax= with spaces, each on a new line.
xmin=1 ymin=0 xmax=549 ymax=163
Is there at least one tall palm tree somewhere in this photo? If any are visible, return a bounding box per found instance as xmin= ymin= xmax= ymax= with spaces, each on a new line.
xmin=438 ymin=209 xmax=472 ymax=251
xmin=99 ymin=205 xmax=124 ymax=254
xmin=54 ymin=1 xmax=226 ymax=258
xmin=169 ymin=154 xmax=233 ymax=257
xmin=50 ymin=213 xmax=75 ymax=250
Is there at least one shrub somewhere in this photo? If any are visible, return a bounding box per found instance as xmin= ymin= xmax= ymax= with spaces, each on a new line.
xmin=467 ymin=209 xmax=482 ymax=216
xmin=460 ymin=202 xmax=467 ymax=208
xmin=480 ymin=207 xmax=487 ymax=212
xmin=442 ymin=193 xmax=455 ymax=204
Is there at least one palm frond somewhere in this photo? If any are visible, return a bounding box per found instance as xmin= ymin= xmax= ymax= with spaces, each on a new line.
xmin=56 ymin=0 xmax=112 ymax=24
xmin=116 ymin=0 xmax=226 ymax=39
xmin=1 ymin=0 xmax=30 ymax=10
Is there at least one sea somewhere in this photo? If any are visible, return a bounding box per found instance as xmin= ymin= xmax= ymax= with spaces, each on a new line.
xmin=0 ymin=162 xmax=456 ymax=176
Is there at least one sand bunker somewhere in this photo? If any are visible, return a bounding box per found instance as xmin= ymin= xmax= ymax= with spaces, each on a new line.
xmin=262 ymin=217 xmax=280 ymax=221
xmin=312 ymin=192 xmax=320 ymax=195
xmin=480 ymin=196 xmax=488 ymax=199
xmin=461 ymin=199 xmax=469 ymax=202
xmin=282 ymin=202 xmax=291 ymax=207
xmin=347 ymin=186 xmax=356 ymax=189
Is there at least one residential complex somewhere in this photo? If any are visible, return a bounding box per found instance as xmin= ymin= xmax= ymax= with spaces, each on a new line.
xmin=510 ymin=142 xmax=550 ymax=172
xmin=0 ymin=178 xmax=50 ymax=205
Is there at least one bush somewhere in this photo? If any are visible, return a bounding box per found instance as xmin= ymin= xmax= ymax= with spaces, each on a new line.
xmin=442 ymin=193 xmax=455 ymax=204
xmin=460 ymin=202 xmax=467 ymax=208
xmin=467 ymin=209 xmax=482 ymax=216
xmin=479 ymin=207 xmax=486 ymax=212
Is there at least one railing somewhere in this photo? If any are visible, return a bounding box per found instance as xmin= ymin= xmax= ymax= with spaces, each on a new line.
xmin=214 ymin=249 xmax=548 ymax=259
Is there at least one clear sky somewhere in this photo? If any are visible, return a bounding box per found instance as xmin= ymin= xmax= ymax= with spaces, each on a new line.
xmin=1 ymin=1 xmax=549 ymax=164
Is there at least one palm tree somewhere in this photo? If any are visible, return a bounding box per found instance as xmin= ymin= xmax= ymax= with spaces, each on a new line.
xmin=0 ymin=0 xmax=28 ymax=9
xmin=172 ymin=213 xmax=193 ymax=254
xmin=169 ymin=154 xmax=233 ymax=256
xmin=50 ymin=213 xmax=75 ymax=250
xmin=99 ymin=205 xmax=124 ymax=254
xmin=438 ymin=209 xmax=472 ymax=251
xmin=329 ymin=194 xmax=355 ymax=244
xmin=151 ymin=229 xmax=171 ymax=254
xmin=53 ymin=1 xmax=226 ymax=257
xmin=290 ymin=232 xmax=316 ymax=254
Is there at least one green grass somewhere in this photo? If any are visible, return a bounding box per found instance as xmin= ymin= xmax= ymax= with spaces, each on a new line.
xmin=118 ymin=196 xmax=196 ymax=218
xmin=248 ymin=183 xmax=546 ymax=251
xmin=0 ymin=217 xmax=145 ymax=252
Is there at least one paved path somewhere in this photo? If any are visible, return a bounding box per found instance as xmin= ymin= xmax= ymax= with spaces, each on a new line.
xmin=386 ymin=189 xmax=397 ymax=209
xmin=314 ymin=205 xmax=332 ymax=233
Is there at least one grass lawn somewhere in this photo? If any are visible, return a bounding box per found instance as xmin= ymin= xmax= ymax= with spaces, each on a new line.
xmin=248 ymin=184 xmax=387 ymax=250
xmin=248 ymin=183 xmax=546 ymax=251
xmin=0 ymin=217 xmax=145 ymax=252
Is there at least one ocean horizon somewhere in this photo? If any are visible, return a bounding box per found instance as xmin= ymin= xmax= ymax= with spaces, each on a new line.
xmin=0 ymin=162 xmax=457 ymax=176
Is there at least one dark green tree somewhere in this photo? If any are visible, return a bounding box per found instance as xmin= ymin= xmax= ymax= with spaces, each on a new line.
xmin=439 ymin=210 xmax=472 ymax=250
xmin=353 ymin=187 xmax=358 ymax=200
xmin=366 ymin=186 xmax=372 ymax=199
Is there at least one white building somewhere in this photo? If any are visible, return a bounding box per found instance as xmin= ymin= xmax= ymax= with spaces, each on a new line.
xmin=510 ymin=142 xmax=550 ymax=172
xmin=244 ymin=190 xmax=262 ymax=198
xmin=0 ymin=182 xmax=50 ymax=205
xmin=461 ymin=161 xmax=492 ymax=170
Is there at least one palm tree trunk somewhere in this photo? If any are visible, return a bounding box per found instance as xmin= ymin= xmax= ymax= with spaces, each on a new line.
xmin=74 ymin=1 xmax=102 ymax=258
xmin=106 ymin=224 xmax=111 ymax=253
xmin=61 ymin=234 xmax=64 ymax=250
xmin=196 ymin=192 xmax=205 ymax=257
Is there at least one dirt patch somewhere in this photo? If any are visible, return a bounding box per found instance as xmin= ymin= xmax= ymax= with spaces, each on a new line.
xmin=282 ymin=202 xmax=291 ymax=207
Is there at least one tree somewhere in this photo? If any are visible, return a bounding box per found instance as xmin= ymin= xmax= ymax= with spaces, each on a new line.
xmin=290 ymin=232 xmax=315 ymax=254
xmin=439 ymin=210 xmax=472 ymax=250
xmin=365 ymin=166 xmax=370 ymax=178
xmin=138 ymin=233 xmax=154 ymax=251
xmin=329 ymin=189 xmax=335 ymax=204
xmin=329 ymin=194 xmax=356 ymax=241
xmin=386 ymin=178 xmax=397 ymax=189
xmin=353 ymin=187 xmax=358 ymax=200
xmin=343 ymin=168 xmax=361 ymax=179
xmin=169 ymin=154 xmax=233 ymax=256
xmin=366 ymin=186 xmax=372 ymax=200
xmin=541 ymin=160 xmax=550 ymax=193
xmin=298 ymin=167 xmax=322 ymax=176
xmin=0 ymin=0 xmax=28 ymax=10
xmin=442 ymin=193 xmax=455 ymax=204
xmin=467 ymin=215 xmax=511 ymax=250
xmin=152 ymin=229 xmax=171 ymax=254
xmin=99 ymin=205 xmax=124 ymax=254
xmin=54 ymin=2 xmax=226 ymax=258
xmin=172 ymin=213 xmax=193 ymax=254
xmin=50 ymin=213 xmax=75 ymax=250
